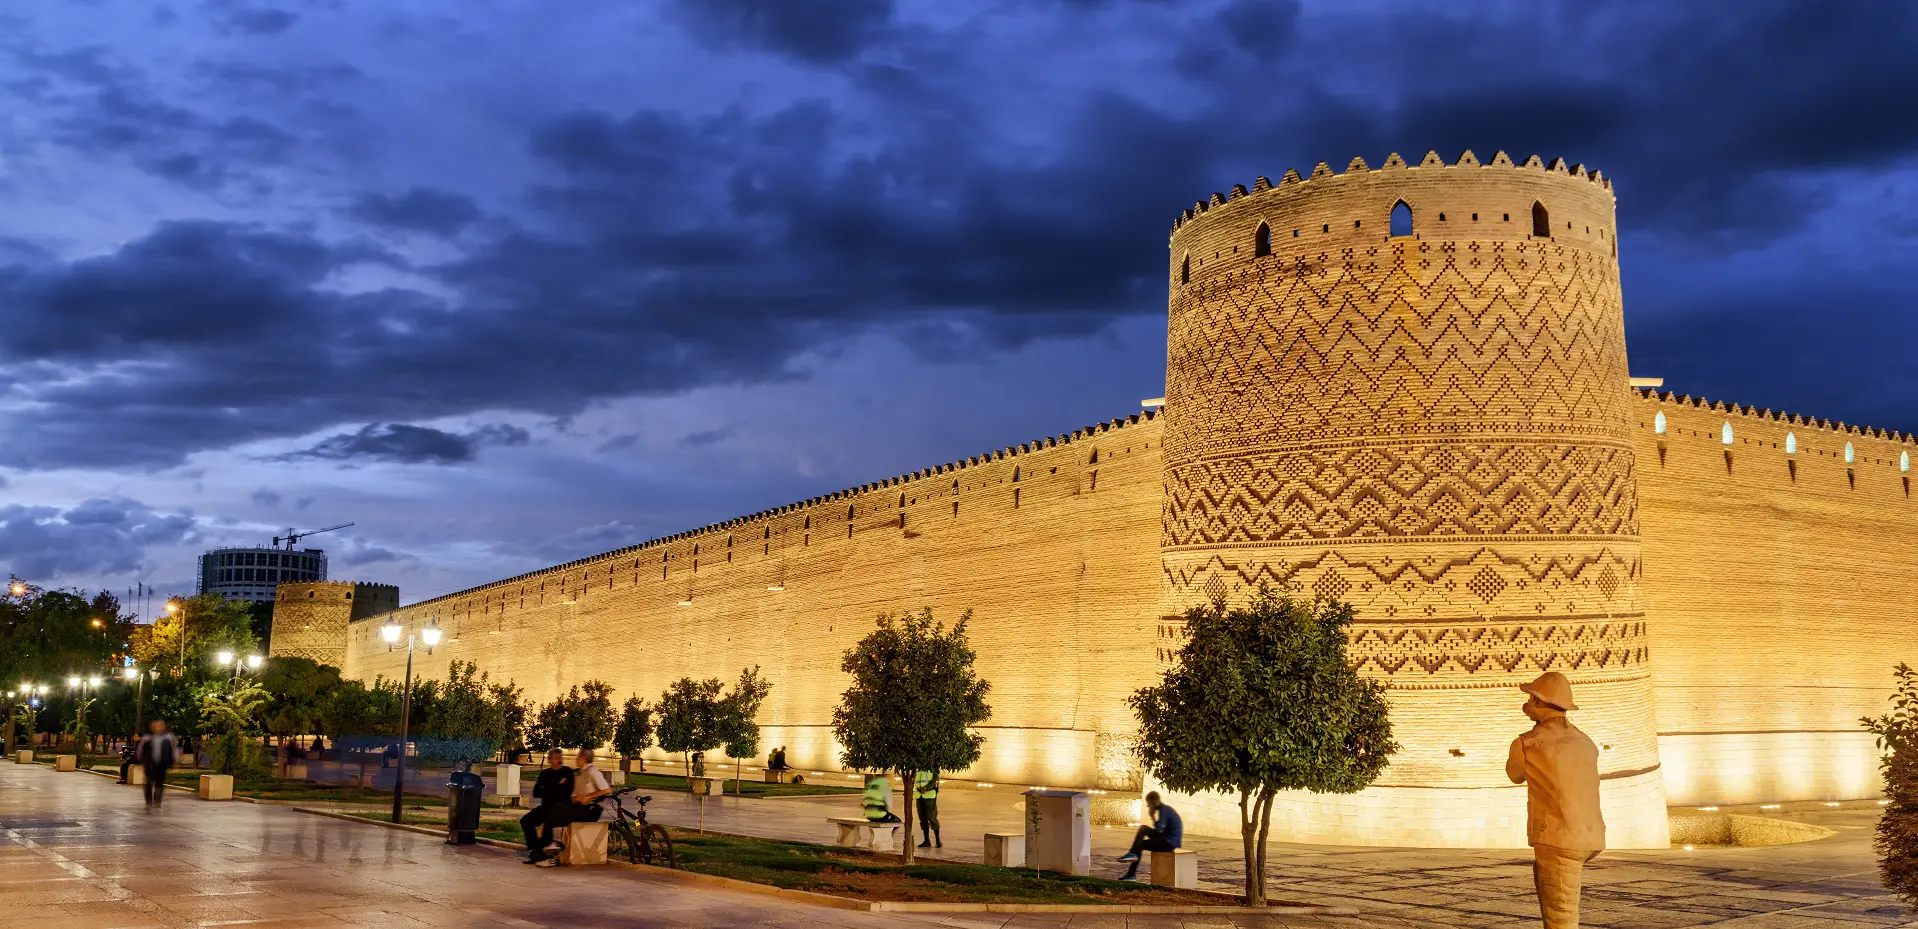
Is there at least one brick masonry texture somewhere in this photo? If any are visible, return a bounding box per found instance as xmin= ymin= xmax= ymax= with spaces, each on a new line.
xmin=276 ymin=151 xmax=1917 ymax=849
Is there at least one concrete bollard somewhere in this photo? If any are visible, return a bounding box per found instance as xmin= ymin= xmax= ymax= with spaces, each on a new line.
xmin=129 ymin=766 xmax=146 ymax=786
xmin=984 ymin=832 xmax=1026 ymax=868
xmin=1149 ymin=849 xmax=1198 ymax=889
xmin=54 ymin=754 xmax=78 ymax=772
xmin=14 ymin=750 xmax=32 ymax=765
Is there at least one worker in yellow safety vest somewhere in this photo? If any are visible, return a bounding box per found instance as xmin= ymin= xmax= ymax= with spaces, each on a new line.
xmin=914 ymin=770 xmax=941 ymax=848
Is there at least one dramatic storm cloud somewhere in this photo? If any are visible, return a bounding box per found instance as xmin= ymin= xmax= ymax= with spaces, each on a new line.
xmin=0 ymin=0 xmax=1913 ymax=599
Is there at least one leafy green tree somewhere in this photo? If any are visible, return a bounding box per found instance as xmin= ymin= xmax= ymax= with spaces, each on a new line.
xmin=131 ymin=594 xmax=258 ymax=678
xmin=62 ymin=697 xmax=96 ymax=750
xmin=1131 ymin=586 xmax=1397 ymax=906
xmin=655 ymin=677 xmax=727 ymax=780
xmin=719 ymin=667 xmax=772 ymax=794
xmin=612 ymin=696 xmax=655 ymax=773
xmin=525 ymin=681 xmax=616 ymax=753
xmin=320 ymin=677 xmax=405 ymax=781
xmin=832 ymin=609 xmax=992 ymax=864
xmin=490 ymin=680 xmax=531 ymax=759
xmin=200 ymin=680 xmax=272 ymax=777
xmin=417 ymin=661 xmax=510 ymax=769
xmin=0 ymin=588 xmax=132 ymax=687
xmin=260 ymin=656 xmax=342 ymax=740
xmin=1864 ymin=664 xmax=1918 ymax=906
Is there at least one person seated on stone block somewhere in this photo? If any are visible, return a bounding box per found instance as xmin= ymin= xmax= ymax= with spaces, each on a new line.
xmin=521 ymin=750 xmax=575 ymax=866
xmin=1116 ymin=791 xmax=1183 ymax=880
xmin=862 ymin=773 xmax=901 ymax=823
xmin=530 ymin=748 xmax=613 ymax=868
xmin=768 ymin=746 xmax=788 ymax=772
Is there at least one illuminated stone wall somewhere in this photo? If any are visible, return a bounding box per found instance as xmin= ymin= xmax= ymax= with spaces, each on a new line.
xmin=268 ymin=581 xmax=398 ymax=668
xmin=281 ymin=151 xmax=1918 ymax=850
xmin=335 ymin=416 xmax=1167 ymax=789
xmin=1634 ymin=391 xmax=1918 ymax=806
xmin=1157 ymin=152 xmax=1668 ymax=848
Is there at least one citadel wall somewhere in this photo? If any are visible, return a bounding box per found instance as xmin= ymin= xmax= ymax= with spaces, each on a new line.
xmin=268 ymin=581 xmax=399 ymax=668
xmin=338 ymin=415 xmax=1167 ymax=788
xmin=1632 ymin=391 xmax=1918 ymax=806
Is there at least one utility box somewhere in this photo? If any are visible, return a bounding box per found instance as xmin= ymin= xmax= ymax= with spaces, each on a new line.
xmin=1022 ymin=788 xmax=1091 ymax=875
xmin=493 ymin=763 xmax=521 ymax=807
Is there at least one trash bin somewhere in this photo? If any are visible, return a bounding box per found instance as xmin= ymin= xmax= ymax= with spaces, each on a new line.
xmin=447 ymin=770 xmax=484 ymax=845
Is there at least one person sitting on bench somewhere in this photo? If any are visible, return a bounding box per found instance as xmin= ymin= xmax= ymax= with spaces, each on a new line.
xmin=520 ymin=750 xmax=575 ymax=865
xmin=1116 ymin=791 xmax=1183 ymax=880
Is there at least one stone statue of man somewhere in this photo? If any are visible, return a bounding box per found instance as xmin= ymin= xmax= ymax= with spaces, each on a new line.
xmin=1506 ymin=670 xmax=1606 ymax=928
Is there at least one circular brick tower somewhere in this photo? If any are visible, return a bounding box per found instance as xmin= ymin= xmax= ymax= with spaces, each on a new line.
xmin=1158 ymin=151 xmax=1668 ymax=848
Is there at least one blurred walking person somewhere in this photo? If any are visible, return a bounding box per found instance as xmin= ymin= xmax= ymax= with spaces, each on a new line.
xmin=136 ymin=718 xmax=179 ymax=812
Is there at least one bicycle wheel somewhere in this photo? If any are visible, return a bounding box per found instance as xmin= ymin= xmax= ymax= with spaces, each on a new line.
xmin=607 ymin=821 xmax=640 ymax=864
xmin=641 ymin=824 xmax=675 ymax=869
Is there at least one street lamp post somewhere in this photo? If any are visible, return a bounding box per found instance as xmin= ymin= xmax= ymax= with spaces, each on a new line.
xmin=380 ymin=617 xmax=440 ymax=824
xmin=67 ymin=676 xmax=101 ymax=751
xmin=166 ymin=599 xmax=184 ymax=677
xmin=5 ymin=685 xmax=43 ymax=752
xmin=214 ymin=651 xmax=264 ymax=683
xmin=123 ymin=667 xmax=148 ymax=740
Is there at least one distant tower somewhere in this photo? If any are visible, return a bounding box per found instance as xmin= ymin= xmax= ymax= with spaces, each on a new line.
xmin=269 ymin=581 xmax=399 ymax=669
xmin=1159 ymin=152 xmax=1668 ymax=847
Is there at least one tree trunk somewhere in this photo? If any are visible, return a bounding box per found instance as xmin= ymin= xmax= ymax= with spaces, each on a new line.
xmin=1252 ymin=786 xmax=1276 ymax=907
xmin=899 ymin=770 xmax=915 ymax=865
xmin=734 ymin=755 xmax=742 ymax=795
xmin=1238 ymin=789 xmax=1260 ymax=905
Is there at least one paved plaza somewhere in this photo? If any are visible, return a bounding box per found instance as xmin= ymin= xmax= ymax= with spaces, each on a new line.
xmin=5 ymin=759 xmax=1918 ymax=928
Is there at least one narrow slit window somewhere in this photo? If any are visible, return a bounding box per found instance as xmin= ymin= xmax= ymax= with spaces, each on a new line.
xmin=1179 ymin=255 xmax=1190 ymax=284
xmin=1254 ymin=223 xmax=1272 ymax=257
xmin=1389 ymin=200 xmax=1412 ymax=237
xmin=1532 ymin=201 xmax=1550 ymax=237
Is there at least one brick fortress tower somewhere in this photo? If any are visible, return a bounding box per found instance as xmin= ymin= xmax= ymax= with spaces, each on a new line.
xmin=269 ymin=581 xmax=400 ymax=669
xmin=1158 ymin=151 xmax=1670 ymax=847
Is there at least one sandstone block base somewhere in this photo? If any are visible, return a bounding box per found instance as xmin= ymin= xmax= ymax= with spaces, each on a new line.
xmin=129 ymin=766 xmax=146 ymax=786
xmin=198 ymin=774 xmax=234 ymax=800
xmin=1150 ymin=849 xmax=1197 ymax=889
xmin=984 ymin=832 xmax=1025 ymax=868
xmin=54 ymin=755 xmax=77 ymax=772
xmin=558 ymin=822 xmax=608 ymax=865
xmin=14 ymin=750 xmax=32 ymax=764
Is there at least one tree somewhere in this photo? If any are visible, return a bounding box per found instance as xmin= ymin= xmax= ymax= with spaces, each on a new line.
xmin=0 ymin=588 xmax=133 ymax=687
xmin=200 ymin=680 xmax=273 ymax=777
xmin=525 ymin=681 xmax=616 ymax=753
xmin=719 ymin=667 xmax=772 ymax=794
xmin=131 ymin=594 xmax=258 ymax=678
xmin=1864 ymin=663 xmax=1918 ymax=906
xmin=612 ymin=696 xmax=655 ymax=773
xmin=832 ymin=609 xmax=992 ymax=864
xmin=1131 ymin=586 xmax=1397 ymax=906
xmin=417 ymin=661 xmax=510 ymax=769
xmin=320 ymin=677 xmax=404 ymax=782
xmin=490 ymin=680 xmax=531 ymax=759
xmin=654 ymin=677 xmax=726 ymax=780
xmin=260 ymin=656 xmax=342 ymax=740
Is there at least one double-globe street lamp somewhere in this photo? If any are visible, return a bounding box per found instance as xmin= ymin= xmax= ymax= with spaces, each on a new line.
xmin=121 ymin=666 xmax=157 ymax=739
xmin=379 ymin=617 xmax=440 ymax=824
xmin=66 ymin=676 xmax=103 ymax=751
xmin=5 ymin=684 xmax=46 ymax=752
xmin=214 ymin=651 xmax=264 ymax=682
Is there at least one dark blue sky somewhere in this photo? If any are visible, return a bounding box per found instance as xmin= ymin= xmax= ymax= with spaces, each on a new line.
xmin=1 ymin=0 xmax=1914 ymax=605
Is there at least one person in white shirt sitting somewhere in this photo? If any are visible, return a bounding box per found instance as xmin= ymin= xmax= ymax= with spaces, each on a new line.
xmin=533 ymin=747 xmax=615 ymax=868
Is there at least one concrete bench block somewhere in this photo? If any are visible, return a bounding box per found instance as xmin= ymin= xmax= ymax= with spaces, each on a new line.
xmin=14 ymin=750 xmax=32 ymax=764
xmin=1150 ymin=849 xmax=1198 ymax=889
xmin=54 ymin=754 xmax=77 ymax=772
xmin=985 ymin=831 xmax=1026 ymax=868
xmin=829 ymin=817 xmax=900 ymax=853
xmin=128 ymin=766 xmax=146 ymax=786
xmin=284 ymin=764 xmax=308 ymax=781
xmin=198 ymin=774 xmax=234 ymax=800
xmin=558 ymin=822 xmax=608 ymax=865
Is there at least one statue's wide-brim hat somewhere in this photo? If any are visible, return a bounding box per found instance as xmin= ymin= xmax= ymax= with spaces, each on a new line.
xmin=1519 ymin=671 xmax=1578 ymax=711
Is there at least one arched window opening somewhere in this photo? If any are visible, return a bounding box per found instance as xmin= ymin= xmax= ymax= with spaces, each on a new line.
xmin=1653 ymin=412 xmax=1667 ymax=435
xmin=1179 ymin=255 xmax=1189 ymax=285
xmin=1389 ymin=200 xmax=1413 ymax=237
xmin=1845 ymin=442 xmax=1856 ymax=463
xmin=1532 ymin=201 xmax=1550 ymax=237
xmin=1784 ymin=432 xmax=1796 ymax=454
xmin=1254 ymin=223 xmax=1272 ymax=258
xmin=1721 ymin=422 xmax=1734 ymax=445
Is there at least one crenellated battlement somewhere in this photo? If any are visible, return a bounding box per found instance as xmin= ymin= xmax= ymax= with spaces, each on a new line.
xmin=1170 ymin=150 xmax=1611 ymax=234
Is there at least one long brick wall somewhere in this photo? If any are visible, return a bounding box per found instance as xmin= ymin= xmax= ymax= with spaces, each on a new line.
xmin=338 ymin=415 xmax=1166 ymax=788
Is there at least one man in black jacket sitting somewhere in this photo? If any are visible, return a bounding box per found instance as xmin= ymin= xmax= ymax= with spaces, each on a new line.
xmin=521 ymin=749 xmax=575 ymax=864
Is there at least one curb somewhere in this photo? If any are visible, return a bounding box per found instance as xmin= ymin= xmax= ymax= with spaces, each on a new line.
xmin=290 ymin=806 xmax=1358 ymax=916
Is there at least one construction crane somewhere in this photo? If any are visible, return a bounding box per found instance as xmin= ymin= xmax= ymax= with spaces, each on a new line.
xmin=273 ymin=522 xmax=354 ymax=550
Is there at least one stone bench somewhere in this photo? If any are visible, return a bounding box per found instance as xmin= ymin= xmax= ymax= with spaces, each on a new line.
xmin=984 ymin=831 xmax=1025 ymax=868
xmin=1149 ymin=849 xmax=1197 ymax=889
xmin=829 ymin=817 xmax=901 ymax=853
xmin=54 ymin=754 xmax=77 ymax=772
xmin=763 ymin=769 xmax=798 ymax=784
xmin=557 ymin=822 xmax=608 ymax=866
xmin=198 ymin=774 xmax=234 ymax=800
xmin=13 ymin=750 xmax=32 ymax=764
xmin=128 ymin=766 xmax=146 ymax=786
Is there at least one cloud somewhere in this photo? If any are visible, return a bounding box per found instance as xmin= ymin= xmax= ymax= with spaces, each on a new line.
xmin=278 ymin=422 xmax=531 ymax=466
xmin=0 ymin=498 xmax=196 ymax=580
xmin=209 ymin=5 xmax=300 ymax=36
xmin=661 ymin=0 xmax=896 ymax=63
xmin=340 ymin=545 xmax=408 ymax=567
xmin=677 ymin=425 xmax=737 ymax=449
xmin=250 ymin=489 xmax=282 ymax=507
xmin=347 ymin=187 xmax=483 ymax=236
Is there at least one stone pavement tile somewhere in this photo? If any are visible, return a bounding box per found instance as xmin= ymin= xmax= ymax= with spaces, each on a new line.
xmin=147 ymin=894 xmax=273 ymax=921
xmin=313 ymin=906 xmax=434 ymax=928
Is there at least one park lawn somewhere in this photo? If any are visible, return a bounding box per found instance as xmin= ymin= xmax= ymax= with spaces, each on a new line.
xmin=348 ymin=812 xmax=1243 ymax=907
xmin=34 ymin=752 xmax=121 ymax=768
xmin=159 ymin=770 xmax=449 ymax=806
xmin=617 ymin=771 xmax=860 ymax=798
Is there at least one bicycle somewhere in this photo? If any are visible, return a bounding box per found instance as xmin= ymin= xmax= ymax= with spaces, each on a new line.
xmin=605 ymin=786 xmax=675 ymax=868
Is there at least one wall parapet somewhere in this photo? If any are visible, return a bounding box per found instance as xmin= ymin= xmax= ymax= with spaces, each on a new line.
xmin=1636 ymin=388 xmax=1914 ymax=445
